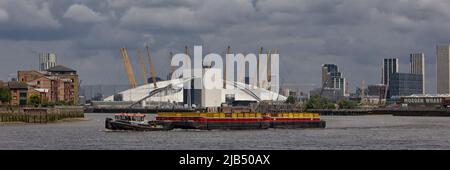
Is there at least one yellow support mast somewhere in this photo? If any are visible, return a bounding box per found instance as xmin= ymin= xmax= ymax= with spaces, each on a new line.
xmin=136 ymin=49 xmax=148 ymax=85
xmin=120 ymin=48 xmax=137 ymax=89
xmin=146 ymin=46 xmax=158 ymax=88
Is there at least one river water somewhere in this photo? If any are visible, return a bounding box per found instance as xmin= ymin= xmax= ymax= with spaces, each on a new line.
xmin=1 ymin=113 xmax=450 ymax=150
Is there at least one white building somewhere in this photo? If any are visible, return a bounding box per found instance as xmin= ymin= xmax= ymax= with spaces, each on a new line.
xmin=104 ymin=78 xmax=287 ymax=108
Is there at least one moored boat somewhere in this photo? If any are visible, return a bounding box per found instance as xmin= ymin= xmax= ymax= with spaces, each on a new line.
xmin=105 ymin=113 xmax=173 ymax=131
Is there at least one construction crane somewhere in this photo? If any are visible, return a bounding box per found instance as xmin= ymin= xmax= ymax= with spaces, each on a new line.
xmin=136 ymin=49 xmax=148 ymax=85
xmin=145 ymin=46 xmax=158 ymax=88
xmin=120 ymin=48 xmax=137 ymax=89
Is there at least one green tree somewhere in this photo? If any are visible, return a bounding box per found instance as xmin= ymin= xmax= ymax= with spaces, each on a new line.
xmin=324 ymin=103 xmax=336 ymax=109
xmin=304 ymin=95 xmax=324 ymax=109
xmin=285 ymin=96 xmax=296 ymax=104
xmin=0 ymin=87 xmax=11 ymax=104
xmin=337 ymin=99 xmax=357 ymax=109
xmin=303 ymin=95 xmax=340 ymax=109
xmin=55 ymin=101 xmax=68 ymax=106
xmin=28 ymin=94 xmax=41 ymax=107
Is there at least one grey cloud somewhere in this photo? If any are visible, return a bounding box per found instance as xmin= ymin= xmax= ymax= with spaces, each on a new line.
xmin=119 ymin=0 xmax=256 ymax=33
xmin=0 ymin=0 xmax=60 ymax=30
xmin=0 ymin=8 xmax=8 ymax=22
xmin=1 ymin=0 xmax=450 ymax=93
xmin=105 ymin=0 xmax=203 ymax=9
xmin=63 ymin=4 xmax=107 ymax=23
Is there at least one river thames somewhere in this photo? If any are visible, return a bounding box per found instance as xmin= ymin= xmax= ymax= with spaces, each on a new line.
xmin=1 ymin=113 xmax=450 ymax=150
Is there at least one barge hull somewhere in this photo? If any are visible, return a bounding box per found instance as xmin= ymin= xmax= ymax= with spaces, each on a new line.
xmin=156 ymin=117 xmax=326 ymax=130
xmin=271 ymin=120 xmax=326 ymax=129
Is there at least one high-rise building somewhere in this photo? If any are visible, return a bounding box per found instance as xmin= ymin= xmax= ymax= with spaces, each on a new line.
xmin=410 ymin=53 xmax=425 ymax=94
xmin=382 ymin=58 xmax=399 ymax=85
xmin=39 ymin=52 xmax=57 ymax=71
xmin=321 ymin=64 xmax=347 ymax=97
xmin=388 ymin=73 xmax=423 ymax=97
xmin=437 ymin=45 xmax=450 ymax=94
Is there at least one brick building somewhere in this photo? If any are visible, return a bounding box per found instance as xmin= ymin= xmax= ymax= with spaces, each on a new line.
xmin=18 ymin=65 xmax=79 ymax=105
xmin=7 ymin=81 xmax=29 ymax=105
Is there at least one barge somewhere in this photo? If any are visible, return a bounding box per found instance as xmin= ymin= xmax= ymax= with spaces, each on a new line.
xmin=156 ymin=112 xmax=326 ymax=130
xmin=105 ymin=112 xmax=326 ymax=131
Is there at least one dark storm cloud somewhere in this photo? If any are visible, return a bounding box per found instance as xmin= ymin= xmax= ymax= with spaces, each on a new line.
xmin=1 ymin=0 xmax=450 ymax=93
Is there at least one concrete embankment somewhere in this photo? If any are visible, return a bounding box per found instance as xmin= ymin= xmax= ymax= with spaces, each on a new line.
xmin=0 ymin=106 xmax=84 ymax=123
xmin=308 ymin=109 xmax=380 ymax=116
xmin=308 ymin=108 xmax=450 ymax=117
xmin=84 ymin=107 xmax=194 ymax=113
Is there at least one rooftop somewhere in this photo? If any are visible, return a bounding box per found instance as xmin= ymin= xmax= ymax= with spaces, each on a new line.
xmin=47 ymin=65 xmax=76 ymax=73
xmin=7 ymin=81 xmax=28 ymax=89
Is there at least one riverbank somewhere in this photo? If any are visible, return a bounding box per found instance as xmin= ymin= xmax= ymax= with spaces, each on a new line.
xmin=0 ymin=106 xmax=84 ymax=123
xmin=308 ymin=108 xmax=450 ymax=117
xmin=0 ymin=117 xmax=87 ymax=125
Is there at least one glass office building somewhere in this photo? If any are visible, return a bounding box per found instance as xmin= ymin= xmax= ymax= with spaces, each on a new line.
xmin=388 ymin=73 xmax=423 ymax=97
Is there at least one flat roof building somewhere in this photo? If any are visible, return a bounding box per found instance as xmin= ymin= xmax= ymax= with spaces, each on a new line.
xmin=410 ymin=53 xmax=425 ymax=94
xmin=437 ymin=45 xmax=450 ymax=94
xmin=382 ymin=58 xmax=399 ymax=85
xmin=321 ymin=64 xmax=347 ymax=97
xmin=388 ymin=73 xmax=423 ymax=97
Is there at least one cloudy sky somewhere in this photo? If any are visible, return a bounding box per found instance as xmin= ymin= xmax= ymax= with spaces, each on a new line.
xmin=1 ymin=0 xmax=449 ymax=93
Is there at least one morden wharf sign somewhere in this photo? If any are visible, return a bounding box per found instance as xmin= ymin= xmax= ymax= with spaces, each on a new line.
xmin=403 ymin=97 xmax=443 ymax=104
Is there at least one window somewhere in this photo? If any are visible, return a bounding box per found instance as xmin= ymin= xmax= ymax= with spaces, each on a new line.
xmin=37 ymin=81 xmax=40 ymax=85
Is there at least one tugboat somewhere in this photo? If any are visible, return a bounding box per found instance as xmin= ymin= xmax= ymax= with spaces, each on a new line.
xmin=105 ymin=113 xmax=173 ymax=131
